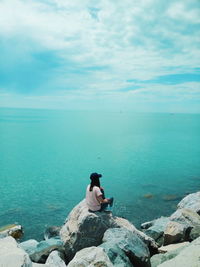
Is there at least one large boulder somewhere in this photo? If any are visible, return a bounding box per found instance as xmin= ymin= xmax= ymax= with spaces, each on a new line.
xmin=177 ymin=191 xmax=200 ymax=214
xmin=29 ymin=238 xmax=64 ymax=263
xmin=101 ymin=228 xmax=151 ymax=267
xmin=114 ymin=217 xmax=158 ymax=255
xmin=0 ymin=236 xmax=32 ymax=267
xmin=60 ymin=199 xmax=157 ymax=262
xmin=67 ymin=247 xmax=114 ymax=267
xmin=157 ymin=236 xmax=200 ymax=267
xmin=60 ymin=199 xmax=119 ymax=261
xmin=0 ymin=224 xmax=23 ymax=239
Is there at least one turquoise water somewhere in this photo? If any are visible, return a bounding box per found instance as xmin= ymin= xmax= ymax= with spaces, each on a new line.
xmin=0 ymin=108 xmax=200 ymax=240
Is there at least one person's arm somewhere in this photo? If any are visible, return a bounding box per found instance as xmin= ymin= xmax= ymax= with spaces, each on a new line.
xmin=97 ymin=195 xmax=110 ymax=204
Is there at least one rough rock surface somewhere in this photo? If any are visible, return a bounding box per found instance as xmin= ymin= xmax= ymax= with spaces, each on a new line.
xmin=150 ymin=243 xmax=189 ymax=267
xmin=29 ymin=238 xmax=64 ymax=263
xmin=158 ymin=242 xmax=189 ymax=253
xmin=60 ymin=199 xmax=157 ymax=261
xmin=157 ymin=236 xmax=200 ymax=267
xmin=0 ymin=236 xmax=32 ymax=267
xmin=101 ymin=228 xmax=151 ymax=267
xmin=114 ymin=217 xmax=158 ymax=255
xmin=19 ymin=239 xmax=39 ymax=255
xmin=100 ymin=242 xmax=132 ymax=267
xmin=144 ymin=217 xmax=170 ymax=245
xmin=60 ymin=199 xmax=119 ymax=261
xmin=170 ymin=208 xmax=200 ymax=227
xmin=0 ymin=224 xmax=23 ymax=239
xmin=45 ymin=250 xmax=66 ymax=267
xmin=177 ymin=191 xmax=200 ymax=214
xmin=67 ymin=246 xmax=114 ymax=267
xmin=163 ymin=221 xmax=187 ymax=245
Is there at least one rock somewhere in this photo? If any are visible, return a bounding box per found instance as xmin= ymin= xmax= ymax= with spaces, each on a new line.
xmin=141 ymin=220 xmax=154 ymax=230
xmin=19 ymin=239 xmax=39 ymax=255
xmin=29 ymin=238 xmax=64 ymax=263
xmin=189 ymin=225 xmax=200 ymax=240
xmin=162 ymin=195 xmax=182 ymax=202
xmin=60 ymin=199 xmax=158 ymax=261
xmin=143 ymin=194 xmax=154 ymax=199
xmin=101 ymin=228 xmax=150 ymax=267
xmin=45 ymin=250 xmax=66 ymax=267
xmin=0 ymin=224 xmax=23 ymax=239
xmin=177 ymin=191 xmax=200 ymax=214
xmin=158 ymin=241 xmax=190 ymax=253
xmin=44 ymin=226 xmax=61 ymax=240
xmin=157 ymin=236 xmax=200 ymax=267
xmin=67 ymin=246 xmax=114 ymax=267
xmin=144 ymin=217 xmax=170 ymax=245
xmin=100 ymin=242 xmax=132 ymax=267
xmin=170 ymin=208 xmax=200 ymax=227
xmin=150 ymin=243 xmax=189 ymax=267
xmin=163 ymin=221 xmax=187 ymax=245
xmin=60 ymin=199 xmax=121 ymax=261
xmin=0 ymin=236 xmax=32 ymax=267
xmin=113 ymin=217 xmax=158 ymax=255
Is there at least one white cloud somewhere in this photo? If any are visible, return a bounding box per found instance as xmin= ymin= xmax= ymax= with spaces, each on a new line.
xmin=0 ymin=0 xmax=199 ymax=111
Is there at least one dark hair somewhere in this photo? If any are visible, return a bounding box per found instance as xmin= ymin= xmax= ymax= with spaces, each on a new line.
xmin=89 ymin=177 xmax=100 ymax=191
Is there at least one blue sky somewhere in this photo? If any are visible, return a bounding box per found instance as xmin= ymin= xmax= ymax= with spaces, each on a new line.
xmin=0 ymin=0 xmax=199 ymax=112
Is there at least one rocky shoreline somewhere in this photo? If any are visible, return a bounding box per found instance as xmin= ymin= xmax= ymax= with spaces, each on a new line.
xmin=0 ymin=191 xmax=200 ymax=267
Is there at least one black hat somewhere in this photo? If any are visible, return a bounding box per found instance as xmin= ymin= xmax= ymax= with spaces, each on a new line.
xmin=90 ymin=173 xmax=102 ymax=180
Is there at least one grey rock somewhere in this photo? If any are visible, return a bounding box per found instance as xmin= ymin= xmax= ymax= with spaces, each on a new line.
xmin=189 ymin=225 xmax=200 ymax=240
xmin=67 ymin=246 xmax=114 ymax=267
xmin=144 ymin=217 xmax=170 ymax=245
xmin=157 ymin=236 xmax=200 ymax=267
xmin=45 ymin=250 xmax=66 ymax=267
xmin=44 ymin=226 xmax=61 ymax=240
xmin=177 ymin=191 xmax=200 ymax=214
xmin=30 ymin=238 xmax=64 ymax=263
xmin=0 ymin=236 xmax=32 ymax=267
xmin=0 ymin=224 xmax=23 ymax=239
xmin=19 ymin=239 xmax=39 ymax=255
xmin=101 ymin=228 xmax=150 ymax=267
xmin=170 ymin=208 xmax=200 ymax=227
xmin=60 ymin=199 xmax=119 ymax=261
xmin=163 ymin=221 xmax=187 ymax=245
xmin=100 ymin=241 xmax=132 ymax=267
xmin=105 ymin=215 xmax=158 ymax=255
xmin=60 ymin=199 xmax=158 ymax=262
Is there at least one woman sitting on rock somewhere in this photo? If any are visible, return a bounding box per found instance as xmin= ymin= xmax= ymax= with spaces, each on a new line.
xmin=86 ymin=172 xmax=113 ymax=212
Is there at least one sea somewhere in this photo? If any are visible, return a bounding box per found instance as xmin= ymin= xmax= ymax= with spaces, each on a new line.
xmin=0 ymin=108 xmax=200 ymax=241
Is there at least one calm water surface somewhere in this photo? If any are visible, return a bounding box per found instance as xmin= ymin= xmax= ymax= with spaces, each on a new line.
xmin=0 ymin=108 xmax=200 ymax=240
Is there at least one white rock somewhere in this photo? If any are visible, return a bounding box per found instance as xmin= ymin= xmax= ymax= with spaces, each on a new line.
xmin=0 ymin=236 xmax=32 ymax=267
xmin=45 ymin=250 xmax=66 ymax=267
xmin=157 ymin=236 xmax=200 ymax=267
xmin=177 ymin=191 xmax=200 ymax=214
xmin=67 ymin=247 xmax=114 ymax=267
xmin=158 ymin=242 xmax=190 ymax=253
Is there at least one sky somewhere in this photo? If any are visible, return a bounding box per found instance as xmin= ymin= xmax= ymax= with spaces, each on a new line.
xmin=0 ymin=0 xmax=200 ymax=112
